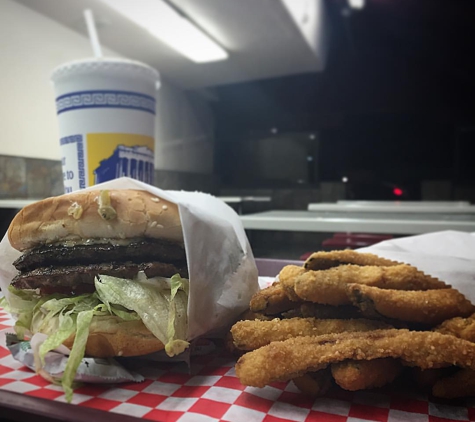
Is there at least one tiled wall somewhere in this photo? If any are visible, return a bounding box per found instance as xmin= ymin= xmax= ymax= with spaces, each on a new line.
xmin=0 ymin=155 xmax=63 ymax=198
xmin=0 ymin=155 xmax=220 ymax=198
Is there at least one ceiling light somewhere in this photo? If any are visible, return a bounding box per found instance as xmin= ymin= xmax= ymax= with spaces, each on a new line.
xmin=348 ymin=0 xmax=365 ymax=10
xmin=99 ymin=0 xmax=228 ymax=63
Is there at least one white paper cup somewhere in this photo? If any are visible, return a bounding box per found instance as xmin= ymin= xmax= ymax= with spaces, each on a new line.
xmin=51 ymin=58 xmax=160 ymax=193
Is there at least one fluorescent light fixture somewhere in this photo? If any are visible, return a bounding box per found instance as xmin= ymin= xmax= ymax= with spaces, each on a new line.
xmin=348 ymin=0 xmax=365 ymax=9
xmin=99 ymin=0 xmax=228 ymax=63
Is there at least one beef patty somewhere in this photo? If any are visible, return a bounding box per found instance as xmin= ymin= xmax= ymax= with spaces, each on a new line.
xmin=12 ymin=261 xmax=188 ymax=295
xmin=12 ymin=239 xmax=188 ymax=295
xmin=13 ymin=239 xmax=185 ymax=271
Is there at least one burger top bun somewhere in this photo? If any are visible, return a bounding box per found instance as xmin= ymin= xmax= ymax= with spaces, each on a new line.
xmin=9 ymin=189 xmax=183 ymax=251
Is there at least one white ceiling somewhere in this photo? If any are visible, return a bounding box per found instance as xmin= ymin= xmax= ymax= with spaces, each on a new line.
xmin=15 ymin=0 xmax=329 ymax=90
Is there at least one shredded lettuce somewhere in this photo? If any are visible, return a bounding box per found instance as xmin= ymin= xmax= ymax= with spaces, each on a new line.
xmin=39 ymin=312 xmax=76 ymax=365
xmin=4 ymin=273 xmax=189 ymax=401
xmin=94 ymin=303 xmax=141 ymax=321
xmin=41 ymin=294 xmax=99 ymax=313
xmin=62 ymin=309 xmax=94 ymax=402
xmin=166 ymin=274 xmax=190 ymax=356
xmin=4 ymin=286 xmax=42 ymax=339
xmin=95 ymin=275 xmax=189 ymax=357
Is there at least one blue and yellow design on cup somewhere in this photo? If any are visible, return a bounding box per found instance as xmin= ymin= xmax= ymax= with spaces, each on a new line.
xmin=52 ymin=59 xmax=159 ymax=193
xmin=60 ymin=132 xmax=155 ymax=192
xmin=88 ymin=133 xmax=154 ymax=186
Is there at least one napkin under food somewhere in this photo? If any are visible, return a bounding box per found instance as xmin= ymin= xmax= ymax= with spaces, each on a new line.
xmin=358 ymin=230 xmax=475 ymax=304
xmin=0 ymin=177 xmax=259 ymax=345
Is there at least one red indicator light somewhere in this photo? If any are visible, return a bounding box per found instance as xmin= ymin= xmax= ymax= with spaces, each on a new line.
xmin=393 ymin=187 xmax=403 ymax=196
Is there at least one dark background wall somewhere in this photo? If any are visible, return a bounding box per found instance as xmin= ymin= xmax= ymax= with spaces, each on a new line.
xmin=212 ymin=0 xmax=475 ymax=200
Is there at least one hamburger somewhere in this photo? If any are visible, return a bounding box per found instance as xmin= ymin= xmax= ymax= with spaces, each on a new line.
xmin=3 ymin=189 xmax=189 ymax=397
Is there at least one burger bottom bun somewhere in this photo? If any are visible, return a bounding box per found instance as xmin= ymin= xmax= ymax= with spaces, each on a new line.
xmin=36 ymin=315 xmax=164 ymax=358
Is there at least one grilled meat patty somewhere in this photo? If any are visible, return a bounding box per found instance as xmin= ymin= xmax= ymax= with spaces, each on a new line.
xmin=11 ymin=239 xmax=188 ymax=295
xmin=12 ymin=261 xmax=188 ymax=295
xmin=13 ymin=239 xmax=185 ymax=271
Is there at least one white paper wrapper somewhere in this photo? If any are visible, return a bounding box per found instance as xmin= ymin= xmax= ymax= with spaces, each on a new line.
xmin=0 ymin=177 xmax=259 ymax=342
xmin=6 ymin=334 xmax=145 ymax=384
xmin=358 ymin=230 xmax=475 ymax=303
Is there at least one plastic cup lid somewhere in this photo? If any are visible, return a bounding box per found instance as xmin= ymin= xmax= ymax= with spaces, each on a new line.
xmin=51 ymin=57 xmax=160 ymax=87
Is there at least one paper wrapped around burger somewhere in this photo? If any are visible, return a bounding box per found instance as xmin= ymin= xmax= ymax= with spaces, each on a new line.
xmin=0 ymin=177 xmax=259 ymax=399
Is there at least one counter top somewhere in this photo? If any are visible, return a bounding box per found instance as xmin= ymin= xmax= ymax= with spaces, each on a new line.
xmin=240 ymin=210 xmax=475 ymax=234
xmin=0 ymin=199 xmax=41 ymax=209
xmin=308 ymin=202 xmax=475 ymax=213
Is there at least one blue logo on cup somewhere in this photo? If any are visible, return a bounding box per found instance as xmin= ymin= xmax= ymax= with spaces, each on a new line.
xmin=94 ymin=145 xmax=154 ymax=185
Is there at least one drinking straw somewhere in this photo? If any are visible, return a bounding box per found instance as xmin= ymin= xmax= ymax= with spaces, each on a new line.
xmin=84 ymin=9 xmax=103 ymax=59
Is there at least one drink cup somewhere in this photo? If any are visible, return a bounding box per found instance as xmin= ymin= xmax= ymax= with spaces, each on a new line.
xmin=51 ymin=58 xmax=160 ymax=193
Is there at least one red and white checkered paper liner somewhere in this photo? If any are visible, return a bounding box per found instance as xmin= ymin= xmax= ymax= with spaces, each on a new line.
xmin=1 ymin=306 xmax=475 ymax=422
